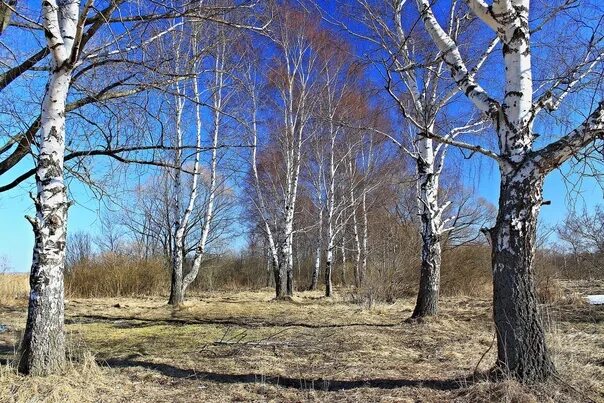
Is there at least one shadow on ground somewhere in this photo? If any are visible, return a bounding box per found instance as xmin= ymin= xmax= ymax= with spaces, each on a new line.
xmin=101 ymin=355 xmax=473 ymax=392
xmin=67 ymin=314 xmax=402 ymax=329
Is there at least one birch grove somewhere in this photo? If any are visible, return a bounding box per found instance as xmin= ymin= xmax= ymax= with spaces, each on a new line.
xmin=247 ymin=7 xmax=322 ymax=299
xmin=2 ymin=0 xmax=264 ymax=376
xmin=1 ymin=0 xmax=601 ymax=389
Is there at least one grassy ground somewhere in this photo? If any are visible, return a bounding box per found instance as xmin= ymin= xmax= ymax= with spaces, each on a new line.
xmin=0 ymin=283 xmax=602 ymax=402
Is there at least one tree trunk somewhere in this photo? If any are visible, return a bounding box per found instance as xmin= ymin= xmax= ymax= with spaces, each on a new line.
xmin=168 ymin=265 xmax=184 ymax=306
xmin=168 ymin=82 xmax=185 ymax=306
xmin=325 ymin=246 xmax=333 ymax=297
xmin=286 ymin=235 xmax=294 ymax=297
xmin=490 ymin=167 xmax=554 ymax=382
xmin=18 ymin=69 xmax=71 ymax=376
xmin=352 ymin=206 xmax=362 ymax=288
xmin=275 ymin=236 xmax=289 ymax=299
xmin=309 ymin=208 xmax=322 ymax=290
xmin=411 ymin=145 xmax=442 ymax=319
xmin=286 ymin=270 xmax=294 ymax=295
xmin=411 ymin=229 xmax=441 ymax=318
xmin=275 ymin=260 xmax=287 ymax=299
xmin=309 ymin=244 xmax=320 ymax=291
xmin=360 ymin=192 xmax=368 ymax=285
xmin=325 ymin=212 xmax=335 ymax=297
xmin=265 ymin=245 xmax=273 ymax=288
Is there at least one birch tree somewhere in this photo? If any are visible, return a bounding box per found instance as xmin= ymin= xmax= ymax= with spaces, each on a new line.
xmin=320 ymin=54 xmax=351 ymax=297
xmin=414 ymin=0 xmax=604 ymax=381
xmin=306 ymin=122 xmax=326 ymax=291
xmin=345 ymin=0 xmax=494 ymax=318
xmin=174 ymin=29 xmax=228 ymax=304
xmin=163 ymin=21 xmax=235 ymax=305
xmin=248 ymin=7 xmax=321 ymax=298
xmin=17 ymin=0 xmax=96 ymax=376
xmin=167 ymin=21 xmax=204 ymax=306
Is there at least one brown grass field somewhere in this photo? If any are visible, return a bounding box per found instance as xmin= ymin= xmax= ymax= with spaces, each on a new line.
xmin=0 ymin=276 xmax=602 ymax=402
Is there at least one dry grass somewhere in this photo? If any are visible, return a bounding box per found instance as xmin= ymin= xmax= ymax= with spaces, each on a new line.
xmin=65 ymin=255 xmax=169 ymax=298
xmin=0 ymin=352 xmax=128 ymax=403
xmin=0 ymin=274 xmax=28 ymax=306
xmin=0 ymin=285 xmax=602 ymax=402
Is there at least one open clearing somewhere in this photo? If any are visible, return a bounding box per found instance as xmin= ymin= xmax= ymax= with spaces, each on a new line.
xmin=1 ymin=285 xmax=603 ymax=402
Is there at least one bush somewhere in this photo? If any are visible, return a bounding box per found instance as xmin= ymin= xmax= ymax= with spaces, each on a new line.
xmin=65 ymin=254 xmax=168 ymax=298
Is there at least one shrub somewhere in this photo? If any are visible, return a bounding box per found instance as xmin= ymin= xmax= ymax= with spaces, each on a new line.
xmin=65 ymin=254 xmax=168 ymax=298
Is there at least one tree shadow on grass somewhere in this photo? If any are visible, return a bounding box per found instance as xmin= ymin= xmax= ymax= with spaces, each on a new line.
xmin=101 ymin=355 xmax=474 ymax=392
xmin=67 ymin=314 xmax=401 ymax=329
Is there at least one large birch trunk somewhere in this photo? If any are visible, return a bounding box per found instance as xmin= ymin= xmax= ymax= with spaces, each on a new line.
xmin=18 ymin=68 xmax=71 ymax=376
xmin=275 ymin=236 xmax=289 ymax=298
xmin=168 ymin=271 xmax=184 ymax=306
xmin=490 ymin=1 xmax=554 ymax=381
xmin=168 ymin=262 xmax=184 ymax=306
xmin=18 ymin=0 xmax=80 ymax=374
xmin=489 ymin=164 xmax=554 ymax=381
xmin=411 ymin=140 xmax=442 ymax=319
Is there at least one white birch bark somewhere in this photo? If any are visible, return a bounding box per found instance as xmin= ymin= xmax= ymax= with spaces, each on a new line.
xmin=19 ymin=0 xmax=83 ymax=376
xmin=351 ymin=183 xmax=362 ymax=288
xmin=324 ymin=129 xmax=337 ymax=297
xmin=360 ymin=191 xmax=369 ymax=283
xmin=168 ymin=27 xmax=204 ymax=304
xmin=309 ymin=191 xmax=323 ymax=290
xmin=181 ymin=38 xmax=225 ymax=295
xmin=271 ymin=24 xmax=315 ymax=298
xmin=412 ymin=134 xmax=442 ymax=318
xmin=168 ymin=78 xmax=186 ymax=305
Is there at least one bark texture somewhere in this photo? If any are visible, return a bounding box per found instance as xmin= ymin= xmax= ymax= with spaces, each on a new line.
xmin=18 ymin=0 xmax=79 ymax=375
xmin=489 ymin=166 xmax=554 ymax=381
xmin=411 ymin=218 xmax=441 ymax=318
xmin=411 ymin=142 xmax=443 ymax=318
xmin=324 ymin=250 xmax=333 ymax=297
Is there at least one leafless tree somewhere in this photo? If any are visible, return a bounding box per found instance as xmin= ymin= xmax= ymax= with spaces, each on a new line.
xmin=328 ymin=0 xmax=495 ymax=318
xmin=66 ymin=231 xmax=93 ymax=269
xmin=557 ymin=205 xmax=604 ymax=278
xmin=414 ymin=0 xmax=603 ymax=381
